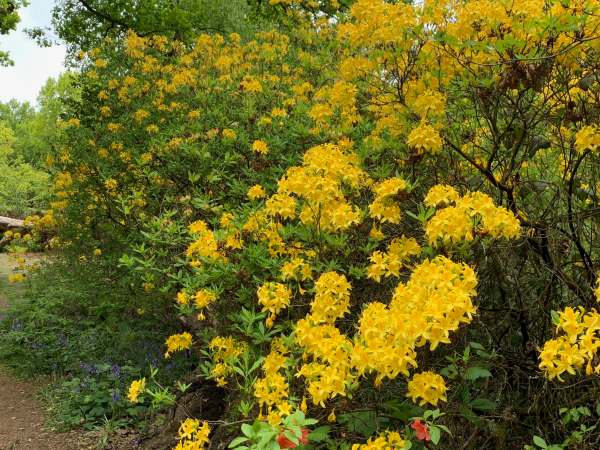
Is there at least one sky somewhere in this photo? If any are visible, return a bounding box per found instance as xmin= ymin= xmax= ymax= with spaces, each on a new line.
xmin=0 ymin=0 xmax=66 ymax=106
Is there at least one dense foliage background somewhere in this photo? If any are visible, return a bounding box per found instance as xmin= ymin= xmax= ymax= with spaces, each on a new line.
xmin=2 ymin=1 xmax=600 ymax=449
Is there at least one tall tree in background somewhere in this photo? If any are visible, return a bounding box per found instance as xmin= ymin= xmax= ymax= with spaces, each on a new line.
xmin=0 ymin=119 xmax=49 ymax=216
xmin=16 ymin=72 xmax=77 ymax=167
xmin=0 ymin=0 xmax=28 ymax=65
xmin=52 ymin=0 xmax=254 ymax=59
xmin=0 ymin=73 xmax=75 ymax=215
xmin=0 ymin=73 xmax=76 ymax=167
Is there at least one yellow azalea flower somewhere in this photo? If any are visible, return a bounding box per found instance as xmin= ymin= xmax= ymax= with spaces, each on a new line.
xmin=407 ymin=371 xmax=448 ymax=406
xmin=252 ymin=139 xmax=269 ymax=155
xmin=164 ymin=332 xmax=193 ymax=358
xmin=127 ymin=378 xmax=146 ymax=403
xmin=247 ymin=184 xmax=266 ymax=200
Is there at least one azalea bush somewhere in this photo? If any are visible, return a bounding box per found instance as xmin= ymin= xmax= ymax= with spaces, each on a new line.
xmin=32 ymin=0 xmax=600 ymax=448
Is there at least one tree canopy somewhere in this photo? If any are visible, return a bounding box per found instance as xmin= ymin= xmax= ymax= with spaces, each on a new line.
xmin=0 ymin=0 xmax=28 ymax=65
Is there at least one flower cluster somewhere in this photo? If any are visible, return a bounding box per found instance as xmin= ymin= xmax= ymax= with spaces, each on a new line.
xmin=173 ymin=419 xmax=210 ymax=450
xmin=406 ymin=122 xmax=443 ymax=154
xmin=252 ymin=139 xmax=269 ymax=155
xmin=575 ymin=125 xmax=600 ymax=153
xmin=539 ymin=307 xmax=600 ymax=380
xmin=280 ymin=257 xmax=313 ymax=282
xmin=257 ymin=282 xmax=292 ymax=326
xmin=353 ymin=257 xmax=477 ymax=386
xmin=7 ymin=273 xmax=26 ymax=283
xmin=406 ymin=371 xmax=448 ymax=406
xmin=310 ymin=272 xmax=351 ymax=323
xmin=295 ymin=320 xmax=353 ymax=406
xmin=247 ymin=184 xmax=267 ymax=200
xmin=193 ymin=289 xmax=218 ymax=320
xmin=264 ymin=142 xmax=367 ymax=232
xmin=369 ymin=177 xmax=407 ymax=224
xmin=350 ymin=431 xmax=406 ymax=450
xmin=424 ymin=185 xmax=460 ymax=208
xmin=127 ymin=378 xmax=146 ymax=403
xmin=424 ymin=187 xmax=521 ymax=245
xmin=187 ymin=220 xmax=225 ymax=263
xmin=208 ymin=336 xmax=245 ymax=386
xmin=367 ymin=236 xmax=421 ymax=282
xmin=254 ymin=340 xmax=291 ymax=423
xmin=294 ymin=272 xmax=353 ymax=406
xmin=164 ymin=332 xmax=193 ymax=358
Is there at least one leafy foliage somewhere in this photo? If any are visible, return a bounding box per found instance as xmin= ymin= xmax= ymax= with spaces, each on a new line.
xmin=0 ymin=121 xmax=49 ymax=216
xmin=5 ymin=0 xmax=600 ymax=448
xmin=0 ymin=0 xmax=28 ymax=65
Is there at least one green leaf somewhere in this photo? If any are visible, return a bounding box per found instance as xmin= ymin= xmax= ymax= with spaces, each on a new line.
xmin=405 ymin=210 xmax=420 ymax=221
xmin=437 ymin=424 xmax=452 ymax=435
xmin=383 ymin=400 xmax=421 ymax=421
xmin=458 ymin=405 xmax=482 ymax=426
xmin=308 ymin=426 xmax=331 ymax=442
xmin=462 ymin=345 xmax=471 ymax=362
xmin=469 ymin=341 xmax=485 ymax=350
xmin=470 ymin=398 xmax=497 ymax=412
xmin=465 ymin=366 xmax=492 ymax=381
xmin=430 ymin=426 xmax=441 ymax=445
xmin=284 ymin=430 xmax=300 ymax=445
xmin=338 ymin=411 xmax=385 ymax=438
xmin=533 ymin=436 xmax=548 ymax=448
xmin=228 ymin=436 xmax=249 ymax=448
xmin=241 ymin=423 xmax=253 ymax=437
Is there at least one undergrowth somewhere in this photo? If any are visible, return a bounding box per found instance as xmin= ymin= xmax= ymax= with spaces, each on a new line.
xmin=0 ymin=254 xmax=193 ymax=431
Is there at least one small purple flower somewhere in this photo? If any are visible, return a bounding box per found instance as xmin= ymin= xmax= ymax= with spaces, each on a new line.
xmin=111 ymin=364 xmax=121 ymax=378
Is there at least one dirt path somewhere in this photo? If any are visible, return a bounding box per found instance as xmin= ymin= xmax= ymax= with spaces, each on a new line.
xmin=0 ymin=254 xmax=82 ymax=449
xmin=0 ymin=368 xmax=83 ymax=450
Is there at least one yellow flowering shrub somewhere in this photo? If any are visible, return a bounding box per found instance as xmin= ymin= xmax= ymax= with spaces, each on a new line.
xmin=46 ymin=0 xmax=600 ymax=447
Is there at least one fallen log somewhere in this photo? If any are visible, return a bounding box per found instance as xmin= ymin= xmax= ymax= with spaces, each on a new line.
xmin=0 ymin=216 xmax=25 ymax=228
xmin=0 ymin=216 xmax=31 ymax=250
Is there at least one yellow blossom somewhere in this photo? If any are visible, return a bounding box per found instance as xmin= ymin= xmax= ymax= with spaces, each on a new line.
xmin=127 ymin=378 xmax=146 ymax=403
xmin=164 ymin=332 xmax=193 ymax=358
xmin=407 ymin=371 xmax=448 ymax=406
xmin=252 ymin=139 xmax=269 ymax=155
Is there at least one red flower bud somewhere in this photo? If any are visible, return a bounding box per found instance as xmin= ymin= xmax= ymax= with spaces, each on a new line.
xmin=277 ymin=428 xmax=309 ymax=449
xmin=410 ymin=419 xmax=431 ymax=442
